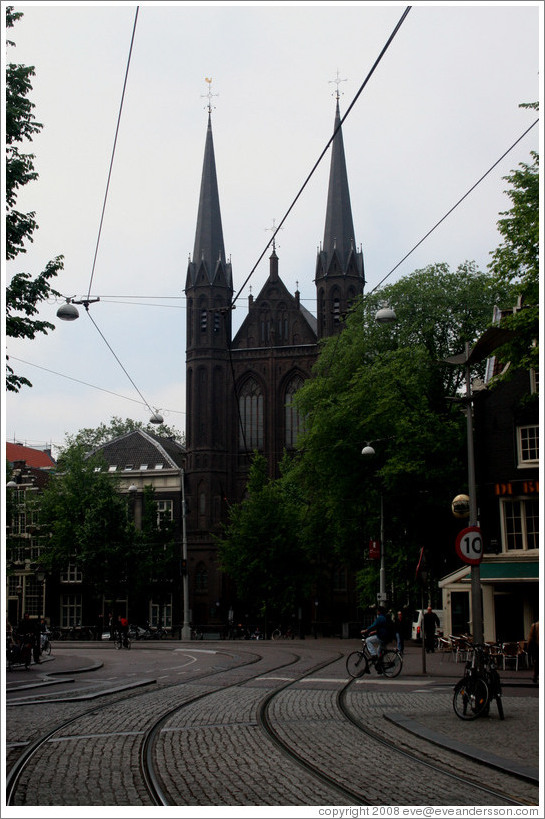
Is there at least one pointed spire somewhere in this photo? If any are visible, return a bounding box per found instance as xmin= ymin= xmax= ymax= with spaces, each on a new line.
xmin=192 ymin=112 xmax=226 ymax=283
xmin=322 ymin=98 xmax=357 ymax=271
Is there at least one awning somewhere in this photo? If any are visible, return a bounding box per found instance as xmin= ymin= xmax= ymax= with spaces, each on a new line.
xmin=479 ymin=561 xmax=539 ymax=581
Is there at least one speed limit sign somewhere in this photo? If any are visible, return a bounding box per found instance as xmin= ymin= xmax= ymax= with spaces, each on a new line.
xmin=455 ymin=526 xmax=483 ymax=565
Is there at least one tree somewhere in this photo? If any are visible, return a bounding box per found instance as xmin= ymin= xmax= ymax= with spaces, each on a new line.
xmin=5 ymin=6 xmax=63 ymax=392
xmin=38 ymin=446 xmax=134 ymax=599
xmin=216 ymin=454 xmax=310 ymax=623
xmin=287 ymin=263 xmax=514 ymax=610
xmin=63 ymin=416 xmax=184 ymax=452
xmin=488 ymin=103 xmax=539 ymax=378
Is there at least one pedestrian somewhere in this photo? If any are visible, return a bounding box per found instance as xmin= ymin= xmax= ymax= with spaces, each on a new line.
xmin=528 ymin=620 xmax=539 ymax=684
xmin=18 ymin=612 xmax=40 ymax=663
xmin=108 ymin=611 xmax=116 ymax=640
xmin=395 ymin=610 xmax=405 ymax=655
xmin=118 ymin=615 xmax=129 ymax=646
xmin=423 ymin=605 xmax=439 ymax=653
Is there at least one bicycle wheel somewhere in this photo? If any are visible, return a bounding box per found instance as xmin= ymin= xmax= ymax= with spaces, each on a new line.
xmin=346 ymin=651 xmax=368 ymax=678
xmin=453 ymin=676 xmax=489 ymax=720
xmin=380 ymin=649 xmax=403 ymax=678
xmin=114 ymin=636 xmax=122 ymax=650
xmin=272 ymin=629 xmax=281 ymax=641
xmin=43 ymin=639 xmax=52 ymax=656
xmin=125 ymin=637 xmax=131 ymax=650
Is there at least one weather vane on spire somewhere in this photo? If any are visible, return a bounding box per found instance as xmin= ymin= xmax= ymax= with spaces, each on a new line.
xmin=329 ymin=69 xmax=347 ymax=100
xmin=265 ymin=218 xmax=283 ymax=252
xmin=202 ymin=77 xmax=219 ymax=113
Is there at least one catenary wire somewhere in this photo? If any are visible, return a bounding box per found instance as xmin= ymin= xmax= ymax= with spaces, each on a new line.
xmin=230 ymin=5 xmax=412 ymax=308
xmin=85 ymin=6 xmax=139 ymax=303
xmin=8 ymin=356 xmax=185 ymax=415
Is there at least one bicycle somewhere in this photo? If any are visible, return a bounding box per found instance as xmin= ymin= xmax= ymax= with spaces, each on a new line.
xmin=114 ymin=633 xmax=131 ymax=650
xmin=453 ymin=643 xmax=504 ymax=720
xmin=346 ymin=639 xmax=403 ymax=679
xmin=40 ymin=631 xmax=52 ymax=656
xmin=271 ymin=625 xmax=295 ymax=640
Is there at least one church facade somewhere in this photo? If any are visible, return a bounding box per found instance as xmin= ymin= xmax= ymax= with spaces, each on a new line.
xmin=183 ymin=95 xmax=366 ymax=629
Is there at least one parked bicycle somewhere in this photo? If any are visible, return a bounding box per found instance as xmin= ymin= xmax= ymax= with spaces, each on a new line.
xmin=346 ymin=639 xmax=403 ymax=679
xmin=6 ymin=632 xmax=33 ymax=670
xmin=453 ymin=642 xmax=504 ymax=720
xmin=271 ymin=625 xmax=296 ymax=640
xmin=40 ymin=630 xmax=52 ymax=656
xmin=114 ymin=632 xmax=131 ymax=650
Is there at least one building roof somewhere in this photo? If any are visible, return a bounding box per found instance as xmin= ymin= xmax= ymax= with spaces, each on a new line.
xmin=6 ymin=442 xmax=56 ymax=470
xmin=88 ymin=429 xmax=186 ymax=471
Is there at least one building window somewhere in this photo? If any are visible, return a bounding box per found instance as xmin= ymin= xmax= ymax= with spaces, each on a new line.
xmin=517 ymin=425 xmax=539 ymax=467
xmin=24 ymin=576 xmax=43 ymax=617
xmin=239 ymin=378 xmax=264 ymax=450
xmin=150 ymin=598 xmax=172 ymax=628
xmin=195 ymin=562 xmax=208 ymax=592
xmin=501 ymin=498 xmax=539 ymax=551
xmin=60 ymin=593 xmax=82 ymax=627
xmin=60 ymin=563 xmax=83 ymax=583
xmin=156 ymin=500 xmax=173 ymax=528
xmin=285 ymin=375 xmax=305 ymax=448
xmin=333 ymin=565 xmax=348 ymax=592
xmin=200 ymin=308 xmax=207 ymax=332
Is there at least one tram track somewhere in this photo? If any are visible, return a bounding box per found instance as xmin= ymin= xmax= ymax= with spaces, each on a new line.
xmin=6 ymin=644 xmax=539 ymax=807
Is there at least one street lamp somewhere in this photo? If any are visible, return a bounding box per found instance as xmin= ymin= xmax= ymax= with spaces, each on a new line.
xmin=375 ymin=303 xmax=396 ymax=324
xmin=361 ymin=443 xmax=387 ymax=607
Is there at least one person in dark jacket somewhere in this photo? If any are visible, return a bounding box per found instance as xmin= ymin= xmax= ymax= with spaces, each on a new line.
xmin=423 ymin=606 xmax=440 ymax=653
xmin=395 ymin=610 xmax=405 ymax=655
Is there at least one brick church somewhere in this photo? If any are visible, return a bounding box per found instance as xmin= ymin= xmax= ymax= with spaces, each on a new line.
xmin=183 ymin=91 xmax=365 ymax=627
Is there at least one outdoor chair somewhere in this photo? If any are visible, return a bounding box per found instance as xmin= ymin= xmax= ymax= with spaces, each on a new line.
xmin=502 ymin=642 xmax=522 ymax=671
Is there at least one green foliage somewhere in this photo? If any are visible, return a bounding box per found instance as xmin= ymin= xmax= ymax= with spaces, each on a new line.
xmin=488 ymin=120 xmax=539 ymax=377
xmin=38 ymin=446 xmax=134 ymax=597
xmin=63 ymin=416 xmax=184 ymax=452
xmin=216 ymin=454 xmax=310 ymax=620
xmin=288 ymin=262 xmax=511 ymax=609
xmin=5 ymin=6 xmax=63 ymax=392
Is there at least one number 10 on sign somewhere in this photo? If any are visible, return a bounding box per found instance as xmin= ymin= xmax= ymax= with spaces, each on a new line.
xmin=455 ymin=526 xmax=483 ymax=565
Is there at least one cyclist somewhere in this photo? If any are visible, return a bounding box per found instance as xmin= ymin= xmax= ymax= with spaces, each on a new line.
xmin=361 ymin=606 xmax=389 ymax=670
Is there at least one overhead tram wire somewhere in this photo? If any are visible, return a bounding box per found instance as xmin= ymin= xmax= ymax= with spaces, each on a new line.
xmin=57 ymin=7 xmax=164 ymax=422
xmin=224 ymin=5 xmax=412 ymax=463
xmin=8 ymin=356 xmax=185 ymax=416
xmin=319 ymin=116 xmax=539 ymax=377
xmin=85 ymin=6 xmax=139 ymax=305
xmin=229 ymin=5 xmax=412 ymax=309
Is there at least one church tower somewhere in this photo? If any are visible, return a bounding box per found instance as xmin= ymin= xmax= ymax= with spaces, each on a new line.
xmin=315 ymin=93 xmax=365 ymax=338
xmin=185 ymin=89 xmax=234 ymax=620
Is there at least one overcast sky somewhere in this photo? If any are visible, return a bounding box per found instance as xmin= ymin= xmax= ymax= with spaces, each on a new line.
xmin=2 ymin=1 xmax=542 ymax=458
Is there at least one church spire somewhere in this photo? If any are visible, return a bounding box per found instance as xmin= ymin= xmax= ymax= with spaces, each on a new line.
xmin=322 ymin=97 xmax=357 ymax=271
xmin=187 ymin=80 xmax=231 ymax=288
xmin=315 ymin=83 xmax=365 ymax=339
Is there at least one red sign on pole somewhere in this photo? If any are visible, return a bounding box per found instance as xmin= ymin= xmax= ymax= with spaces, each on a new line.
xmin=455 ymin=526 xmax=483 ymax=565
xmin=369 ymin=539 xmax=381 ymax=560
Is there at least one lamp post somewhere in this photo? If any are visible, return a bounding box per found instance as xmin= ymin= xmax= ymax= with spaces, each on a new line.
xmin=181 ymin=468 xmax=191 ymax=641
xmin=361 ymin=443 xmax=388 ymax=607
xmin=444 ymin=330 xmax=513 ymax=646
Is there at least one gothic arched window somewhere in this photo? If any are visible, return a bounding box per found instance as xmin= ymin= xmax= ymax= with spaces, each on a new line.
xmin=195 ymin=562 xmax=208 ymax=592
xmin=239 ymin=378 xmax=264 ymax=450
xmin=285 ymin=375 xmax=304 ymax=448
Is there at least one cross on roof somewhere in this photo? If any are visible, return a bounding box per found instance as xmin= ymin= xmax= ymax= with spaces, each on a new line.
xmin=329 ymin=69 xmax=347 ymax=100
xmin=202 ymin=77 xmax=219 ymax=113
